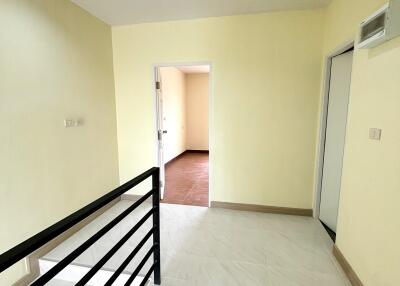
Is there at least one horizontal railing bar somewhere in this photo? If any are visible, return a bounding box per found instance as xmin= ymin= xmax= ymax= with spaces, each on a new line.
xmin=124 ymin=246 xmax=155 ymax=286
xmin=139 ymin=264 xmax=155 ymax=286
xmin=75 ymin=209 xmax=155 ymax=286
xmin=0 ymin=167 xmax=158 ymax=273
xmin=31 ymin=192 xmax=156 ymax=285
xmin=104 ymin=227 xmax=155 ymax=286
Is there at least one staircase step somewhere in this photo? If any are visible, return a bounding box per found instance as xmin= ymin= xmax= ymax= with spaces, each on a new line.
xmin=46 ymin=279 xmax=76 ymax=286
xmin=38 ymin=258 xmax=147 ymax=286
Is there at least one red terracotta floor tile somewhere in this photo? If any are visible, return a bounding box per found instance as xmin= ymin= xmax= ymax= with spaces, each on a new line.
xmin=162 ymin=152 xmax=209 ymax=207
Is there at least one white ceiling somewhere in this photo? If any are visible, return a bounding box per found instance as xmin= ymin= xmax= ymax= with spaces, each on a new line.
xmin=70 ymin=0 xmax=331 ymax=26
xmin=176 ymin=65 xmax=210 ymax=74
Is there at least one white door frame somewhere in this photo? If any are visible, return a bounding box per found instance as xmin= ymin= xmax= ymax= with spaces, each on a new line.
xmin=154 ymin=67 xmax=165 ymax=199
xmin=313 ymin=41 xmax=354 ymax=219
xmin=152 ymin=61 xmax=213 ymax=207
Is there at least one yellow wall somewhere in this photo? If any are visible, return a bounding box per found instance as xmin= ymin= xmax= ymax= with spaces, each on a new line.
xmin=160 ymin=67 xmax=187 ymax=162
xmin=185 ymin=73 xmax=209 ymax=150
xmin=321 ymin=0 xmax=400 ymax=285
xmin=0 ymin=0 xmax=119 ymax=283
xmin=112 ymin=10 xmax=325 ymax=208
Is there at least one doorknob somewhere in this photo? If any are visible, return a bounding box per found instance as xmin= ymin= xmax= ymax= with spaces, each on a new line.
xmin=157 ymin=130 xmax=167 ymax=140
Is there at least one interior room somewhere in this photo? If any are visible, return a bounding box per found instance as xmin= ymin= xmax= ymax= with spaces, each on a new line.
xmin=0 ymin=0 xmax=399 ymax=285
xmin=157 ymin=65 xmax=210 ymax=207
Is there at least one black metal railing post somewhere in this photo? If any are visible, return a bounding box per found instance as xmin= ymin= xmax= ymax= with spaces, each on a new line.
xmin=0 ymin=167 xmax=162 ymax=285
xmin=152 ymin=168 xmax=161 ymax=285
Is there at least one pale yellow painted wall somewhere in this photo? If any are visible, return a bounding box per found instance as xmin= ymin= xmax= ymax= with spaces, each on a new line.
xmin=160 ymin=67 xmax=187 ymax=162
xmin=112 ymin=11 xmax=325 ymax=208
xmin=0 ymin=0 xmax=119 ymax=283
xmin=321 ymin=0 xmax=400 ymax=285
xmin=185 ymin=73 xmax=209 ymax=150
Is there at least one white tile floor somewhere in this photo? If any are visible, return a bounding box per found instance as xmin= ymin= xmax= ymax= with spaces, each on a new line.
xmin=42 ymin=200 xmax=351 ymax=286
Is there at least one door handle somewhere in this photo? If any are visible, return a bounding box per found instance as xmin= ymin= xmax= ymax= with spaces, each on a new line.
xmin=158 ymin=130 xmax=167 ymax=140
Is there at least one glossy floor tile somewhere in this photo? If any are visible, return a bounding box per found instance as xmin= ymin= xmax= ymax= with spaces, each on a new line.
xmin=163 ymin=152 xmax=209 ymax=207
xmin=42 ymin=201 xmax=351 ymax=286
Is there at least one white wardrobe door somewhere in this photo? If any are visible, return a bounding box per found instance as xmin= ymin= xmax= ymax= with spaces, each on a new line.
xmin=319 ymin=50 xmax=353 ymax=232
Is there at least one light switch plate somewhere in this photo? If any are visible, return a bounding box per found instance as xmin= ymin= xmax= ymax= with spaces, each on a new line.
xmin=369 ymin=128 xmax=382 ymax=140
xmin=64 ymin=119 xmax=76 ymax=128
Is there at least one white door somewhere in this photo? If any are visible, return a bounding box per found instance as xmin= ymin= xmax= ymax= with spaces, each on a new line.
xmin=319 ymin=50 xmax=354 ymax=232
xmin=155 ymin=67 xmax=165 ymax=199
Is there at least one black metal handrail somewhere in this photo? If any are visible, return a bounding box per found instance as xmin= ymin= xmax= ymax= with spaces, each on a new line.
xmin=0 ymin=167 xmax=161 ymax=285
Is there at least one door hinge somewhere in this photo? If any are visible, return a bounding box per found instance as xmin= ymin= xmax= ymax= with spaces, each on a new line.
xmin=155 ymin=81 xmax=161 ymax=90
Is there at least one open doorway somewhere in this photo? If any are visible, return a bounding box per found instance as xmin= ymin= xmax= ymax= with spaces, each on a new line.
xmin=154 ymin=64 xmax=210 ymax=207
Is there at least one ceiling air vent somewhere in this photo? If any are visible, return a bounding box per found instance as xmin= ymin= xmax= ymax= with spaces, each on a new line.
xmin=358 ymin=0 xmax=400 ymax=49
